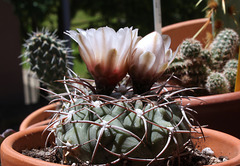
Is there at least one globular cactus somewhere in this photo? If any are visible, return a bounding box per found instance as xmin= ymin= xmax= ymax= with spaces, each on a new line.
xmin=48 ymin=77 xmax=192 ymax=165
xmin=180 ymin=38 xmax=202 ymax=58
xmin=223 ymin=68 xmax=237 ymax=91
xmin=205 ymin=72 xmax=230 ymax=94
xmin=224 ymin=59 xmax=238 ymax=69
xmin=20 ymin=29 xmax=71 ymax=91
xmin=210 ymin=28 xmax=239 ymax=69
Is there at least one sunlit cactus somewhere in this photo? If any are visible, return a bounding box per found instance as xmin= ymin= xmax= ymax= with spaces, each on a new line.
xmin=20 ymin=29 xmax=72 ymax=91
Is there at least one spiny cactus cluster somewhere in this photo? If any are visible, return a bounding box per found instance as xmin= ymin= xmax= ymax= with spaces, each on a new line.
xmin=48 ymin=75 xmax=193 ymax=165
xmin=20 ymin=29 xmax=72 ymax=91
xmin=166 ymin=39 xmax=211 ymax=87
xmin=166 ymin=28 xmax=239 ymax=94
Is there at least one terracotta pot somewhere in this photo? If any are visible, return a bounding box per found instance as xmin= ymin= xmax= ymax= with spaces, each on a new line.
xmin=162 ymin=18 xmax=240 ymax=138
xmin=1 ymin=126 xmax=240 ymax=166
xmin=179 ymin=91 xmax=240 ymax=139
xmin=19 ymin=102 xmax=59 ymax=131
xmin=162 ymin=18 xmax=212 ymax=51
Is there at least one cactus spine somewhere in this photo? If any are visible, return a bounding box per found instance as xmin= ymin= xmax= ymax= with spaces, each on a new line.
xmin=21 ymin=29 xmax=71 ymax=91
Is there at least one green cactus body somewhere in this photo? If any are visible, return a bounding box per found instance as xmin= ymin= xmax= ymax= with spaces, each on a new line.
xmin=53 ymin=95 xmax=190 ymax=165
xmin=21 ymin=29 xmax=71 ymax=91
xmin=210 ymin=28 xmax=239 ymax=69
xmin=205 ymin=72 xmax=230 ymax=94
xmin=180 ymin=38 xmax=202 ymax=59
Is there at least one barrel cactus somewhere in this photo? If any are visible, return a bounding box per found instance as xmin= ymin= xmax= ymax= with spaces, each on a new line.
xmin=20 ymin=29 xmax=71 ymax=91
xmin=46 ymin=27 xmax=196 ymax=165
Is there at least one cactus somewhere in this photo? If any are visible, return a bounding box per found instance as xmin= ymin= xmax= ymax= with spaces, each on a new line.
xmin=224 ymin=59 xmax=238 ymax=69
xmin=49 ymin=76 xmax=192 ymax=165
xmin=167 ymin=39 xmax=210 ymax=87
xmin=223 ymin=68 xmax=237 ymax=91
xmin=21 ymin=29 xmax=71 ymax=91
xmin=45 ymin=27 xmax=197 ymax=165
xmin=210 ymin=28 xmax=239 ymax=69
xmin=205 ymin=72 xmax=230 ymax=94
xmin=180 ymin=38 xmax=202 ymax=58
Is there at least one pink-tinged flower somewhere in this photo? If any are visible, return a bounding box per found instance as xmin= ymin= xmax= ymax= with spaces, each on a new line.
xmin=65 ymin=27 xmax=138 ymax=95
xmin=128 ymin=31 xmax=177 ymax=94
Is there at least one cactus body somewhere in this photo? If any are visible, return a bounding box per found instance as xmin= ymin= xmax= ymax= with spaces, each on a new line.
xmin=205 ymin=72 xmax=230 ymax=94
xmin=210 ymin=28 xmax=239 ymax=69
xmin=21 ymin=29 xmax=71 ymax=91
xmin=223 ymin=68 xmax=237 ymax=91
xmin=52 ymin=88 xmax=191 ymax=165
xmin=224 ymin=59 xmax=238 ymax=69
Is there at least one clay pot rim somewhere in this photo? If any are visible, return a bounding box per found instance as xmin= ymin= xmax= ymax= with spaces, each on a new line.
xmin=19 ymin=102 xmax=59 ymax=131
xmin=179 ymin=91 xmax=240 ymax=106
xmin=2 ymin=126 xmax=240 ymax=166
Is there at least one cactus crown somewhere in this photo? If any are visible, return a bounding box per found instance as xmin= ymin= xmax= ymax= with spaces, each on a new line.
xmin=20 ymin=29 xmax=72 ymax=91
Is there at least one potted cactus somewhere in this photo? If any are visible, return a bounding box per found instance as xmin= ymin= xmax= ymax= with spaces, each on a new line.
xmin=2 ymin=26 xmax=240 ymax=165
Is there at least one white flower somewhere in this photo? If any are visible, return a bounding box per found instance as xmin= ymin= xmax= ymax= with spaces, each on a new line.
xmin=65 ymin=27 xmax=138 ymax=94
xmin=128 ymin=31 xmax=177 ymax=94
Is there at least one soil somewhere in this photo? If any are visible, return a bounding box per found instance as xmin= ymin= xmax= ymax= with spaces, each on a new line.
xmin=21 ymin=145 xmax=228 ymax=166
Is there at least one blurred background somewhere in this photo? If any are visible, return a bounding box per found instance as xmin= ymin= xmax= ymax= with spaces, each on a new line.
xmin=0 ymin=0 xmax=207 ymax=133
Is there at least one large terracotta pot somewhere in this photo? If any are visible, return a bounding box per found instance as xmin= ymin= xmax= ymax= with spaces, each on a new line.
xmin=162 ymin=18 xmax=240 ymax=138
xmin=1 ymin=126 xmax=240 ymax=166
xmin=19 ymin=102 xmax=59 ymax=131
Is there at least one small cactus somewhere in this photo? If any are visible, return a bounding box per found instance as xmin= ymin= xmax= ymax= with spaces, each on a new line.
xmin=180 ymin=38 xmax=202 ymax=58
xmin=223 ymin=68 xmax=237 ymax=91
xmin=224 ymin=59 xmax=238 ymax=69
xmin=210 ymin=28 xmax=239 ymax=69
xmin=205 ymin=72 xmax=230 ymax=94
xmin=21 ymin=29 xmax=72 ymax=91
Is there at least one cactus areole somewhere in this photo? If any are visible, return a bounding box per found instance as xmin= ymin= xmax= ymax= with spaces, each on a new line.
xmin=46 ymin=27 xmax=196 ymax=165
